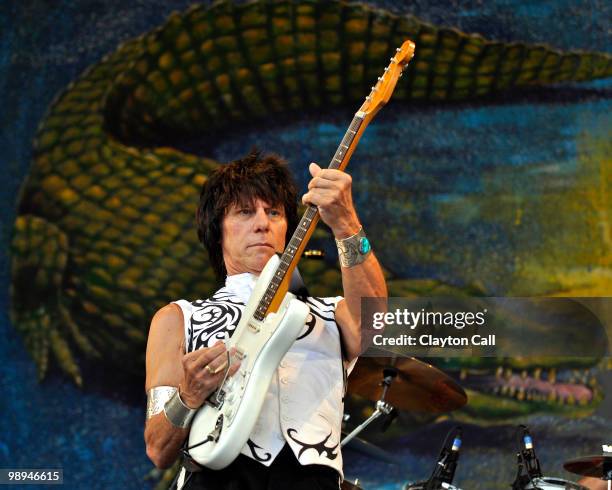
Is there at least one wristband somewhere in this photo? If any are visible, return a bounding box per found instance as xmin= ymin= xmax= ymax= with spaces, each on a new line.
xmin=335 ymin=226 xmax=372 ymax=268
xmin=163 ymin=386 xmax=198 ymax=428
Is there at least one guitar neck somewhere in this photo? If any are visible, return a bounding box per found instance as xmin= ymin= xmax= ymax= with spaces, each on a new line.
xmin=254 ymin=113 xmax=367 ymax=320
xmin=253 ymin=39 xmax=415 ymax=318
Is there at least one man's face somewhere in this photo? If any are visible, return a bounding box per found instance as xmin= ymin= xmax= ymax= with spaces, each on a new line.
xmin=221 ymin=198 xmax=288 ymax=276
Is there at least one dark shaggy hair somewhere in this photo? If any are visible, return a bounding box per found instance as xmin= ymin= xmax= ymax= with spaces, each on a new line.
xmin=196 ymin=150 xmax=299 ymax=282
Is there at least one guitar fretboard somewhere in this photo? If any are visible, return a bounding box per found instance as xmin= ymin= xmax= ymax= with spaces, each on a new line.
xmin=254 ymin=114 xmax=364 ymax=321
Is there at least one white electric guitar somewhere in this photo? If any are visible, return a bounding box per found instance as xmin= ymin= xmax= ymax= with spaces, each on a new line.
xmin=186 ymin=40 xmax=415 ymax=470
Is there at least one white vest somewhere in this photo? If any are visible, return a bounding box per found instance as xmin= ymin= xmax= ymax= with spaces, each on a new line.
xmin=173 ymin=272 xmax=347 ymax=477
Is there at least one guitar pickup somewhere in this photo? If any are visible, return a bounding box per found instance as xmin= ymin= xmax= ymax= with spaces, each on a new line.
xmin=247 ymin=322 xmax=260 ymax=333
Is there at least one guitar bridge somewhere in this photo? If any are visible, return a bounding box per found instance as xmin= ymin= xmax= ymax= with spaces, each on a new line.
xmin=206 ymin=388 xmax=225 ymax=409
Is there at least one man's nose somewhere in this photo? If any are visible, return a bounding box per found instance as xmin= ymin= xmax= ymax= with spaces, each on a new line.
xmin=252 ymin=207 xmax=270 ymax=232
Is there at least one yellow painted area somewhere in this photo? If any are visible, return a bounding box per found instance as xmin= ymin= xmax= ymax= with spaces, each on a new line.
xmin=176 ymin=31 xmax=190 ymax=51
xmin=89 ymin=285 xmax=112 ymax=301
xmin=242 ymin=28 xmax=266 ymax=44
xmin=214 ymin=16 xmax=234 ymax=31
xmin=272 ymin=17 xmax=290 ymax=32
xmin=124 ymin=302 xmax=145 ymax=318
xmin=41 ymin=175 xmax=68 ymax=194
xmin=90 ymin=163 xmax=111 ymax=176
xmin=150 ymin=72 xmax=168 ymax=92
xmin=125 ymin=328 xmax=145 ymax=342
xmin=143 ymin=213 xmax=161 ymax=225
xmin=345 ymin=19 xmax=367 ymax=33
xmin=132 ymin=223 xmax=151 ymax=237
xmin=88 ymin=185 xmax=106 ymax=199
xmin=169 ymin=70 xmax=184 ymax=85
xmin=82 ymin=301 xmax=100 ymax=315
xmin=173 ymin=241 xmax=190 ymax=258
xmin=131 ymin=195 xmax=152 ymax=208
xmin=117 ymin=276 xmax=136 ymax=290
xmin=66 ymin=139 xmax=85 ymax=155
xmin=104 ymin=313 xmax=124 ymax=328
xmin=158 ymin=52 xmax=174 ymax=70
xmin=191 ymin=21 xmax=210 ymax=39
xmin=296 ymin=15 xmax=315 ymax=30
xmin=106 ymin=196 xmax=122 ymax=209
xmin=179 ymin=87 xmax=194 ymax=102
xmin=57 ymin=187 xmax=78 ymax=206
xmin=107 ymin=255 xmax=126 ymax=269
xmin=192 ymin=174 xmax=206 ymax=187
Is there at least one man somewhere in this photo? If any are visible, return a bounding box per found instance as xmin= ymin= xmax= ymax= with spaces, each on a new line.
xmin=144 ymin=150 xmax=387 ymax=489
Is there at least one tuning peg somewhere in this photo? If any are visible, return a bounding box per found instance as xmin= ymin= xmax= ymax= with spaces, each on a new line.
xmin=396 ymin=47 xmax=400 ymax=52
xmin=377 ymin=76 xmax=382 ymax=81
xmin=384 ymin=67 xmax=389 ymax=72
xmin=371 ymin=86 xmax=376 ymax=91
xmin=365 ymin=96 xmax=371 ymax=101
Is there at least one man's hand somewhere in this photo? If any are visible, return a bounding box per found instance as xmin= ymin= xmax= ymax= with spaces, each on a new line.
xmin=180 ymin=342 xmax=241 ymax=409
xmin=302 ymin=162 xmax=361 ymax=238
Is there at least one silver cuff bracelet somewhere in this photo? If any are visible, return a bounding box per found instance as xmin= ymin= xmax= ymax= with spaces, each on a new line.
xmin=163 ymin=387 xmax=198 ymax=429
xmin=146 ymin=386 xmax=177 ymax=420
xmin=335 ymin=226 xmax=372 ymax=268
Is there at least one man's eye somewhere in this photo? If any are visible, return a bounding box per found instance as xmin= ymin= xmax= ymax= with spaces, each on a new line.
xmin=239 ymin=209 xmax=252 ymax=215
xmin=269 ymin=209 xmax=282 ymax=217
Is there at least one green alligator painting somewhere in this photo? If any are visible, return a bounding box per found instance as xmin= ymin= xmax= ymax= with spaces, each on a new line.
xmin=10 ymin=0 xmax=611 ymax=429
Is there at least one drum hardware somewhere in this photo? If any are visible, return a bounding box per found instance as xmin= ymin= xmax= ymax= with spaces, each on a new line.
xmin=341 ymin=367 xmax=399 ymax=447
xmin=564 ymin=444 xmax=612 ymax=490
xmin=404 ymin=483 xmax=461 ymax=490
xmin=342 ymin=356 xmax=467 ymax=489
xmin=403 ymin=426 xmax=464 ymax=490
xmin=341 ymin=365 xmax=401 ymax=489
xmin=341 ymin=478 xmax=364 ymax=490
xmin=521 ymin=477 xmax=589 ymax=489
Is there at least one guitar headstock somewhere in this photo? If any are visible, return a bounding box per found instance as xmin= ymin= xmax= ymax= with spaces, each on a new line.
xmin=358 ymin=40 xmax=415 ymax=119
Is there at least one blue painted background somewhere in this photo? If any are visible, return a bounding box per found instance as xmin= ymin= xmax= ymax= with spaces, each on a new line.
xmin=1 ymin=1 xmax=610 ymax=489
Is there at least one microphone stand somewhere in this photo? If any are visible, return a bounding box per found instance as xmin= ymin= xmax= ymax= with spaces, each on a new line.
xmin=512 ymin=425 xmax=543 ymax=490
xmin=424 ymin=426 xmax=463 ymax=490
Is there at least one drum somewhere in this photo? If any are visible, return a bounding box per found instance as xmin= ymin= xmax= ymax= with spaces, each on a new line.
xmin=404 ymin=482 xmax=462 ymax=490
xmin=342 ymin=479 xmax=364 ymax=490
xmin=523 ymin=476 xmax=588 ymax=489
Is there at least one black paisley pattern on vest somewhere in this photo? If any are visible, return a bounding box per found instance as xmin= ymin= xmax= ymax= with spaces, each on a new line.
xmin=286 ymin=429 xmax=339 ymax=461
xmin=306 ymin=297 xmax=337 ymax=322
xmin=246 ymin=439 xmax=272 ymax=463
xmin=187 ymin=290 xmax=244 ymax=352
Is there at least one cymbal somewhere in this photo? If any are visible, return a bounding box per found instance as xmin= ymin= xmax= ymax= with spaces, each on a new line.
xmin=563 ymin=455 xmax=612 ymax=478
xmin=348 ymin=357 xmax=467 ymax=413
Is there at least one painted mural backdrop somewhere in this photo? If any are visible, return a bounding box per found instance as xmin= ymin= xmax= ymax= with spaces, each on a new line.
xmin=2 ymin=1 xmax=610 ymax=489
